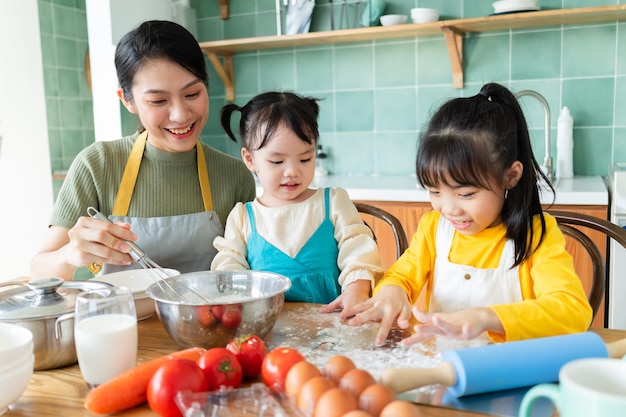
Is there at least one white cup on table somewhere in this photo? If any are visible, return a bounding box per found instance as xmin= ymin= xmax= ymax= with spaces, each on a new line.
xmin=74 ymin=286 xmax=137 ymax=388
xmin=519 ymin=357 xmax=626 ymax=417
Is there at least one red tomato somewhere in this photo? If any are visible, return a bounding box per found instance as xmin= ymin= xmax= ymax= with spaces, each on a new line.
xmin=261 ymin=346 xmax=306 ymax=392
xmin=147 ymin=358 xmax=209 ymax=417
xmin=197 ymin=347 xmax=243 ymax=390
xmin=211 ymin=305 xmax=225 ymax=322
xmin=221 ymin=305 xmax=242 ymax=328
xmin=226 ymin=334 xmax=267 ymax=379
xmin=196 ymin=306 xmax=215 ymax=327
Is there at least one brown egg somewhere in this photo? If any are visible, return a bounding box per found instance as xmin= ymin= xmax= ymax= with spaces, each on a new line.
xmin=379 ymin=400 xmax=424 ymax=417
xmin=339 ymin=368 xmax=376 ymax=397
xmin=358 ymin=384 xmax=397 ymax=417
xmin=323 ymin=355 xmax=357 ymax=383
xmin=341 ymin=411 xmax=375 ymax=417
xmin=313 ymin=387 xmax=358 ymax=417
xmin=297 ymin=376 xmax=337 ymax=415
xmin=285 ymin=361 xmax=322 ymax=398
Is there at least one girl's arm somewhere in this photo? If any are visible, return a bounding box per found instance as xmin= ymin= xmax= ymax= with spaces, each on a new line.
xmin=210 ymin=203 xmax=251 ymax=271
xmin=489 ymin=213 xmax=592 ymax=341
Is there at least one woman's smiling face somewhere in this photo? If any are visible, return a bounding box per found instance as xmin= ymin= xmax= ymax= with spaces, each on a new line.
xmin=119 ymin=58 xmax=209 ymax=152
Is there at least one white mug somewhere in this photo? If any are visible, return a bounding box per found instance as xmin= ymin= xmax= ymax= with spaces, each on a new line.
xmin=519 ymin=357 xmax=626 ymax=417
xmin=74 ymin=286 xmax=137 ymax=388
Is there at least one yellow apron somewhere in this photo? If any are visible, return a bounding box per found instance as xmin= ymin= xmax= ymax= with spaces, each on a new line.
xmin=90 ymin=132 xmax=223 ymax=274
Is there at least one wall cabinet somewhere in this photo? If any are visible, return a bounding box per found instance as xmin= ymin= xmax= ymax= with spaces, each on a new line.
xmin=357 ymin=200 xmax=609 ymax=328
xmin=202 ymin=5 xmax=626 ymax=100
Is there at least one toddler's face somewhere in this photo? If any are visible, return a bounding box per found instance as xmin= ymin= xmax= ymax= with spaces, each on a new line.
xmin=242 ymin=123 xmax=316 ymax=207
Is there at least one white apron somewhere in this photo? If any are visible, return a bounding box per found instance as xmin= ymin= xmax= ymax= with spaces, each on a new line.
xmin=429 ymin=217 xmax=523 ymax=314
xmin=91 ymin=131 xmax=223 ymax=275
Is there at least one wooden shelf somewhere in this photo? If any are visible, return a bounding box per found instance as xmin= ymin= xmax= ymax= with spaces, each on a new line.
xmin=200 ymin=5 xmax=626 ymax=101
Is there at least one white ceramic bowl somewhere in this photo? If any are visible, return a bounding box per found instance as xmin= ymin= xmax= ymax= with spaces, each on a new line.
xmin=380 ymin=14 xmax=407 ymax=26
xmin=93 ymin=269 xmax=180 ymax=321
xmin=492 ymin=0 xmax=539 ymax=14
xmin=0 ymin=322 xmax=33 ymax=364
xmin=0 ymin=353 xmax=34 ymax=415
xmin=410 ymin=8 xmax=439 ymax=24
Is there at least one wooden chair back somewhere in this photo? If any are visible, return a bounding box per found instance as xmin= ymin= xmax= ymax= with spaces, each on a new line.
xmin=548 ymin=210 xmax=626 ymax=322
xmin=354 ymin=202 xmax=409 ymax=261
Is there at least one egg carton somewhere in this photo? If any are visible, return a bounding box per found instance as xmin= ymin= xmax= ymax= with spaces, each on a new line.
xmin=176 ymin=383 xmax=304 ymax=417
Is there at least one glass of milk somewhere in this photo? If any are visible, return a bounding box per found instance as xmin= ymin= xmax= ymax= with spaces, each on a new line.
xmin=74 ymin=286 xmax=138 ymax=388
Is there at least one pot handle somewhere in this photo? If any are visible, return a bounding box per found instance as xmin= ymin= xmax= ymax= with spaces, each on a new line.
xmin=55 ymin=312 xmax=74 ymax=339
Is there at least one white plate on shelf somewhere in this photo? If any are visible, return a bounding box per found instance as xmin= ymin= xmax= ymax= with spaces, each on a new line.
xmin=493 ymin=5 xmax=541 ymax=14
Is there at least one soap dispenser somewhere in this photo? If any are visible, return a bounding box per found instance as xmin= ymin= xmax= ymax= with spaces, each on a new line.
xmin=556 ymin=106 xmax=574 ymax=179
xmin=315 ymin=145 xmax=328 ymax=177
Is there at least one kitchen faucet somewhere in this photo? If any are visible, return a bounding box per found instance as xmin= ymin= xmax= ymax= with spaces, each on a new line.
xmin=514 ymin=90 xmax=554 ymax=183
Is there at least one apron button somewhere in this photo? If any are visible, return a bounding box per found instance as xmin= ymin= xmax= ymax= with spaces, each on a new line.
xmin=464 ymin=273 xmax=471 ymax=280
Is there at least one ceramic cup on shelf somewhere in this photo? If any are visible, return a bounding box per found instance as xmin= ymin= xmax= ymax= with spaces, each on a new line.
xmin=74 ymin=286 xmax=137 ymax=388
xmin=519 ymin=357 xmax=626 ymax=417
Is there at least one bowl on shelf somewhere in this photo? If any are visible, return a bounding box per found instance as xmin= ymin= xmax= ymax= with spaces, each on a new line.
xmin=379 ymin=14 xmax=408 ymax=26
xmin=92 ymin=268 xmax=180 ymax=321
xmin=492 ymin=0 xmax=540 ymax=14
xmin=146 ymin=270 xmax=291 ymax=349
xmin=410 ymin=8 xmax=439 ymax=24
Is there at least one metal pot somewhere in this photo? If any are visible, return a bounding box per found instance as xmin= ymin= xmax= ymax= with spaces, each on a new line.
xmin=0 ymin=277 xmax=111 ymax=371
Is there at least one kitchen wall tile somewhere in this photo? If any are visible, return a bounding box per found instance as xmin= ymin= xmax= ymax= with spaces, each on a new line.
xmin=416 ymin=85 xmax=461 ymax=129
xmin=417 ymin=37 xmax=453 ymax=85
xmin=375 ymin=132 xmax=418 ymax=176
xmin=332 ymin=132 xmax=376 ymax=175
xmin=58 ymin=68 xmax=81 ymax=97
xmin=296 ymin=48 xmax=334 ymax=91
xmin=259 ymin=51 xmax=296 ymax=91
xmin=232 ymin=54 xmax=260 ymax=96
xmin=197 ymin=17 xmax=223 ymax=41
xmin=38 ymin=2 xmax=54 ymax=34
xmin=224 ymin=13 xmax=257 ymax=39
xmin=614 ymin=128 xmax=626 ymax=163
xmin=464 ymin=33 xmax=510 ymax=84
xmin=334 ymin=90 xmax=374 ymax=132
xmin=573 ymin=127 xmax=613 ymax=176
xmin=618 ymin=22 xmax=626 ymax=76
xmin=46 ymin=98 xmax=61 ymax=129
xmin=374 ymin=88 xmax=417 ymax=132
xmin=318 ymin=92 xmax=335 ymax=133
xmin=257 ymin=10 xmax=277 ymax=36
xmin=334 ymin=44 xmax=374 ymax=89
xmin=375 ymin=40 xmax=416 ymax=88
xmin=614 ymin=76 xmax=626 ymax=127
xmin=563 ymin=78 xmax=615 ymax=127
xmin=511 ymin=29 xmax=561 ymax=80
xmin=229 ymin=1 xmax=256 ymax=15
xmin=563 ymin=25 xmax=616 ymax=78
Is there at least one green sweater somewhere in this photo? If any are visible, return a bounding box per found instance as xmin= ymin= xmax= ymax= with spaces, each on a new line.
xmin=51 ymin=134 xmax=256 ymax=228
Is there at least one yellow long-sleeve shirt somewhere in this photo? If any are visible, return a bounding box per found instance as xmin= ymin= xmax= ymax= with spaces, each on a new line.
xmin=374 ymin=210 xmax=592 ymax=342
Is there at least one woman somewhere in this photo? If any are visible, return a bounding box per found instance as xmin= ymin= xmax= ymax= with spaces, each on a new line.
xmin=31 ymin=20 xmax=255 ymax=280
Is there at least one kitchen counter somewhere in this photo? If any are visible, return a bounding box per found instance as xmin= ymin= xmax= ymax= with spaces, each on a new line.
xmin=257 ymin=175 xmax=608 ymax=205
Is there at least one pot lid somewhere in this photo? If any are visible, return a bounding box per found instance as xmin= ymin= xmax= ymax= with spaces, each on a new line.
xmin=0 ymin=277 xmax=112 ymax=320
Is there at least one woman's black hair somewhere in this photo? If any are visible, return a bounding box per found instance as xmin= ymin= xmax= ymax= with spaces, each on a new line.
xmin=416 ymin=82 xmax=555 ymax=267
xmin=220 ymin=91 xmax=320 ymax=150
xmin=114 ymin=20 xmax=208 ymax=102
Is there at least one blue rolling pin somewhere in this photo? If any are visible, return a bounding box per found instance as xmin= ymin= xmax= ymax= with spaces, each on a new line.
xmin=380 ymin=332 xmax=626 ymax=397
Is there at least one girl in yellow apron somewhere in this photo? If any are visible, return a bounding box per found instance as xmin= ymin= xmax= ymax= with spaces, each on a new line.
xmin=341 ymin=83 xmax=592 ymax=346
xmin=31 ymin=21 xmax=255 ymax=280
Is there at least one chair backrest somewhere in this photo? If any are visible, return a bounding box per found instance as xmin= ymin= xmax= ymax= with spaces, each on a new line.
xmin=548 ymin=210 xmax=626 ymax=321
xmin=354 ymin=202 xmax=409 ymax=261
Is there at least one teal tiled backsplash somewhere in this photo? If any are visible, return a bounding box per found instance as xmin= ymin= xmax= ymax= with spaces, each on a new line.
xmin=41 ymin=0 xmax=626 ymax=182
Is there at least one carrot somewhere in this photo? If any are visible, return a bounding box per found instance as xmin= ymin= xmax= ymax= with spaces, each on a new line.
xmin=84 ymin=347 xmax=206 ymax=414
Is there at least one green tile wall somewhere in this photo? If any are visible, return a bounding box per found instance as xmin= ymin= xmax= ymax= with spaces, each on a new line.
xmin=194 ymin=0 xmax=626 ymax=177
xmin=36 ymin=0 xmax=626 ymax=181
xmin=38 ymin=0 xmax=92 ymax=196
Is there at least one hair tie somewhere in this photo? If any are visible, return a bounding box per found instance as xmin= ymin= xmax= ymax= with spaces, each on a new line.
xmin=477 ymin=90 xmax=490 ymax=100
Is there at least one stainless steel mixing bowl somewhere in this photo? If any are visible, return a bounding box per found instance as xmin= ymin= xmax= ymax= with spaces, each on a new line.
xmin=145 ymin=270 xmax=291 ymax=348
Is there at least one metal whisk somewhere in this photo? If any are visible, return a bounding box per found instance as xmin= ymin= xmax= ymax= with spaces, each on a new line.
xmin=87 ymin=207 xmax=208 ymax=303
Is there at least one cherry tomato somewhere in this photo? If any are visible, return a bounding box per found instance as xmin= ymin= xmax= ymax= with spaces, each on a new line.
xmin=221 ymin=305 xmax=242 ymax=328
xmin=211 ymin=305 xmax=225 ymax=322
xmin=196 ymin=306 xmax=215 ymax=327
xmin=261 ymin=346 xmax=306 ymax=392
xmin=197 ymin=347 xmax=243 ymax=390
xmin=147 ymin=358 xmax=209 ymax=417
xmin=226 ymin=334 xmax=267 ymax=379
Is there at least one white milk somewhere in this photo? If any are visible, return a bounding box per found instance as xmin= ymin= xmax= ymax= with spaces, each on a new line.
xmin=75 ymin=314 xmax=137 ymax=386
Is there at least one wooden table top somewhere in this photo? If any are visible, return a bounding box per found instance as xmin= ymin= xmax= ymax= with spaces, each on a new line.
xmin=6 ymin=302 xmax=626 ymax=417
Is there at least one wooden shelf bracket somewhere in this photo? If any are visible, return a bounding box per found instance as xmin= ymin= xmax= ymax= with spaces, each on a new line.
xmin=218 ymin=0 xmax=229 ymax=19
xmin=442 ymin=27 xmax=464 ymax=89
xmin=205 ymin=51 xmax=235 ymax=101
